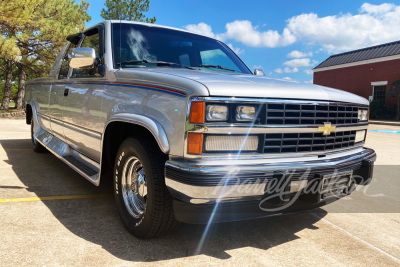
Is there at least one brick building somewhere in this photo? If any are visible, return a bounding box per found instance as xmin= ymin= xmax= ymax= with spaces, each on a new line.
xmin=313 ymin=40 xmax=400 ymax=110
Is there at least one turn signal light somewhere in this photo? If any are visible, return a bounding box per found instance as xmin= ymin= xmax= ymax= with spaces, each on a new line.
xmin=187 ymin=132 xmax=203 ymax=155
xmin=189 ymin=101 xmax=205 ymax=124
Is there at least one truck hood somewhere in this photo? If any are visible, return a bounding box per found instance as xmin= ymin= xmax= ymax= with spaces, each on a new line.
xmin=145 ymin=68 xmax=369 ymax=105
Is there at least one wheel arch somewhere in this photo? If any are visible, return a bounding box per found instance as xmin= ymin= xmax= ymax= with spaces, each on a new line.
xmin=100 ymin=114 xmax=170 ymax=177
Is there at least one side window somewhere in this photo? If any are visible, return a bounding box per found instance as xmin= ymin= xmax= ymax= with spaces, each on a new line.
xmin=58 ymin=43 xmax=76 ymax=79
xmin=71 ymin=28 xmax=102 ymax=78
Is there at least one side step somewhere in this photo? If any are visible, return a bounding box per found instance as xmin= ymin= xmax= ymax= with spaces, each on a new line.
xmin=34 ymin=128 xmax=101 ymax=185
xmin=64 ymin=155 xmax=98 ymax=177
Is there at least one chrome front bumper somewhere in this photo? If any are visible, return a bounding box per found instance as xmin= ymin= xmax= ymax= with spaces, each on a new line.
xmin=165 ymin=147 xmax=376 ymax=205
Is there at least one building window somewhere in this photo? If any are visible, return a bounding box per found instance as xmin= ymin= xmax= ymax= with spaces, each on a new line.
xmin=373 ymin=85 xmax=386 ymax=102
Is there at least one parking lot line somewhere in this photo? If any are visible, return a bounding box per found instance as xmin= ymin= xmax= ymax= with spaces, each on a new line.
xmin=369 ymin=130 xmax=400 ymax=134
xmin=309 ymin=211 xmax=400 ymax=263
xmin=0 ymin=194 xmax=113 ymax=203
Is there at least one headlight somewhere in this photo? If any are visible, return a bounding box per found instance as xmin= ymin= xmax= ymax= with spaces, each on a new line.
xmin=236 ymin=106 xmax=256 ymax=121
xmin=358 ymin=109 xmax=368 ymax=121
xmin=206 ymin=105 xmax=228 ymax=121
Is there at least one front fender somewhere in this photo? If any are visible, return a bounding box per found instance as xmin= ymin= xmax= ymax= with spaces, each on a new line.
xmin=105 ymin=113 xmax=170 ymax=154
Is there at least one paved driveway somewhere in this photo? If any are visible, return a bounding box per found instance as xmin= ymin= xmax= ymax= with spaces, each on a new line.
xmin=0 ymin=118 xmax=399 ymax=265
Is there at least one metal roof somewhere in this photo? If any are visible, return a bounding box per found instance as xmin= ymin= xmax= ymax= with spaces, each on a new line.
xmin=314 ymin=40 xmax=400 ymax=69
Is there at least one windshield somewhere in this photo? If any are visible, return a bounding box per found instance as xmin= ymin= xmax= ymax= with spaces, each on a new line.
xmin=112 ymin=23 xmax=251 ymax=74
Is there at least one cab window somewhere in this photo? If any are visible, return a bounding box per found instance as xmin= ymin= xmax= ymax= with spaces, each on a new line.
xmin=71 ymin=28 xmax=103 ymax=78
xmin=58 ymin=43 xmax=76 ymax=79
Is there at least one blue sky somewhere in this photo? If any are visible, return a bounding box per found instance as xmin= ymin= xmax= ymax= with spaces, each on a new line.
xmin=85 ymin=0 xmax=400 ymax=82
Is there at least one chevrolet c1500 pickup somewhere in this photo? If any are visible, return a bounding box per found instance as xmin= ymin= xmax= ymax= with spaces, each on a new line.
xmin=26 ymin=20 xmax=376 ymax=238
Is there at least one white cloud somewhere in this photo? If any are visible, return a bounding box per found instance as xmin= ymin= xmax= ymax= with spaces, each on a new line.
xmin=185 ymin=22 xmax=217 ymax=38
xmin=227 ymin=43 xmax=244 ymax=55
xmin=286 ymin=3 xmax=400 ymax=52
xmin=304 ymin=69 xmax=313 ymax=75
xmin=186 ymin=21 xmax=296 ymax=48
xmin=304 ymin=79 xmax=313 ymax=83
xmin=360 ymin=3 xmax=395 ymax=15
xmin=275 ymin=67 xmax=298 ymax=73
xmin=221 ymin=20 xmax=296 ymax=47
xmin=282 ymin=77 xmax=293 ymax=81
xmin=283 ymin=58 xmax=318 ymax=68
xmin=287 ymin=50 xmax=312 ymax=58
xmin=185 ymin=3 xmax=400 ymax=53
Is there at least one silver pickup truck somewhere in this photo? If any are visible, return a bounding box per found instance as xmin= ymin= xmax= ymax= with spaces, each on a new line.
xmin=26 ymin=20 xmax=376 ymax=238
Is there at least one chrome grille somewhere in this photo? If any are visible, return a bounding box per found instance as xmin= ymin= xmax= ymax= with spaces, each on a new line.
xmin=263 ymin=131 xmax=356 ymax=154
xmin=265 ymin=103 xmax=359 ymax=125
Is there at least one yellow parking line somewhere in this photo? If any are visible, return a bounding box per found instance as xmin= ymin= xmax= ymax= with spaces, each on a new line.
xmin=0 ymin=194 xmax=113 ymax=203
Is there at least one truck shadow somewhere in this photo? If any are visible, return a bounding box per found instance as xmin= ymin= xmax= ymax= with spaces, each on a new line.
xmin=1 ymin=138 xmax=327 ymax=262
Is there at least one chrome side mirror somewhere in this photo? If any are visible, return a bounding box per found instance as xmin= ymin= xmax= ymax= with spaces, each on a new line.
xmin=68 ymin=48 xmax=96 ymax=69
xmin=254 ymin=69 xmax=265 ymax=76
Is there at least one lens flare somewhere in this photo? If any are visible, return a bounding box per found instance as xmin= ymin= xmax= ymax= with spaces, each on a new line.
xmin=194 ymin=104 xmax=263 ymax=255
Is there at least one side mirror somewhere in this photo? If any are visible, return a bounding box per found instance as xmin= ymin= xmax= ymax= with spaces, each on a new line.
xmin=254 ymin=69 xmax=265 ymax=76
xmin=68 ymin=48 xmax=96 ymax=69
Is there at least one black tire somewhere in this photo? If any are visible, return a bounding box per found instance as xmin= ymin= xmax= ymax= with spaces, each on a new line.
xmin=31 ymin=117 xmax=47 ymax=153
xmin=114 ymin=137 xmax=177 ymax=238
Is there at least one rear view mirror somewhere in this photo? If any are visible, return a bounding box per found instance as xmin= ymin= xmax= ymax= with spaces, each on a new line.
xmin=254 ymin=69 xmax=265 ymax=76
xmin=68 ymin=48 xmax=96 ymax=69
xmin=169 ymin=41 xmax=193 ymax=47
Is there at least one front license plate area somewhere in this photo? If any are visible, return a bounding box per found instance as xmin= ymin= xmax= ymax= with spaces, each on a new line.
xmin=319 ymin=170 xmax=354 ymax=201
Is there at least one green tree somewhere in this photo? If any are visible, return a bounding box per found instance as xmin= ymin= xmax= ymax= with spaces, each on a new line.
xmin=0 ymin=34 xmax=20 ymax=110
xmin=101 ymin=0 xmax=156 ymax=23
xmin=0 ymin=0 xmax=91 ymax=110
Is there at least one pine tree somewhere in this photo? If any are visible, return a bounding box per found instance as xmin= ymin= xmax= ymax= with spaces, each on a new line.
xmin=101 ymin=0 xmax=156 ymax=23
xmin=0 ymin=36 xmax=19 ymax=110
xmin=0 ymin=0 xmax=91 ymax=110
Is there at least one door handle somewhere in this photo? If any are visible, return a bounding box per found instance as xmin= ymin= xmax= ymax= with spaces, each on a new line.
xmin=64 ymin=88 xmax=69 ymax=96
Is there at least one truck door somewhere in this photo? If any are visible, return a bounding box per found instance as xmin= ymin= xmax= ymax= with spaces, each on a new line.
xmin=62 ymin=26 xmax=105 ymax=162
xmin=49 ymin=42 xmax=78 ymax=141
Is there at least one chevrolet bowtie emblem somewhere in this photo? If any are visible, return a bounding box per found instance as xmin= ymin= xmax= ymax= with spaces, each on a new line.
xmin=317 ymin=122 xmax=336 ymax=135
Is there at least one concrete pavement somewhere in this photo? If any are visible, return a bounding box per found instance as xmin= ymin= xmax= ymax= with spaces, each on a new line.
xmin=0 ymin=119 xmax=399 ymax=265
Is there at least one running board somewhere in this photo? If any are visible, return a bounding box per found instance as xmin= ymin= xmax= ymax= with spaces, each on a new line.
xmin=35 ymin=129 xmax=101 ymax=186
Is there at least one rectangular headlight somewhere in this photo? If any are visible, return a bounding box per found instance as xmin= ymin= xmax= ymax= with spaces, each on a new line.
xmin=358 ymin=109 xmax=368 ymax=121
xmin=236 ymin=106 xmax=256 ymax=121
xmin=206 ymin=105 xmax=228 ymax=121
xmin=205 ymin=135 xmax=258 ymax=151
xmin=355 ymin=130 xmax=366 ymax=143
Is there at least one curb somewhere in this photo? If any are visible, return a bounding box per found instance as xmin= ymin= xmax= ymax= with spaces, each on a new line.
xmin=0 ymin=111 xmax=26 ymax=118
xmin=369 ymin=120 xmax=400 ymax=127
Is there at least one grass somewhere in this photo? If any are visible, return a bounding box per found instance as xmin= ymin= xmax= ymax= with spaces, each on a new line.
xmin=0 ymin=102 xmax=23 ymax=114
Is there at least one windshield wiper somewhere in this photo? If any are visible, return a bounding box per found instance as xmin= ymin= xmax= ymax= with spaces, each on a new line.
xmin=198 ymin=64 xmax=236 ymax=72
xmin=118 ymin=60 xmax=197 ymax=70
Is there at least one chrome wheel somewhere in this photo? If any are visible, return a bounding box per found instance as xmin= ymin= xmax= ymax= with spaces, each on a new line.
xmin=121 ymin=156 xmax=147 ymax=218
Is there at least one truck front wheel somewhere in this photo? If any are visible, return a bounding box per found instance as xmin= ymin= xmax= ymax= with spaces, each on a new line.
xmin=113 ymin=137 xmax=177 ymax=238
